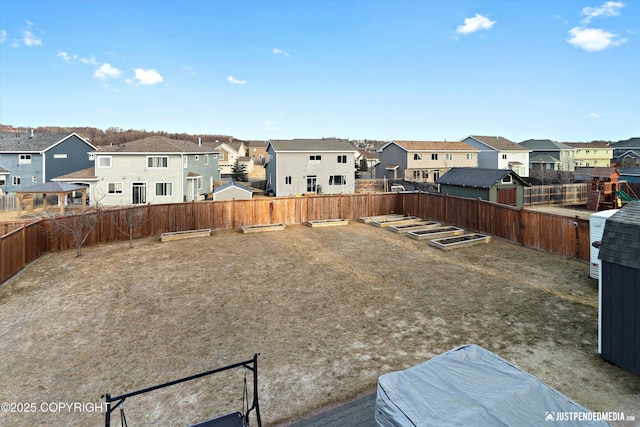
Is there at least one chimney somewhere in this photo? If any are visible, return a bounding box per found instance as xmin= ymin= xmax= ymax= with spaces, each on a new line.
xmin=198 ymin=137 xmax=201 ymax=147
xmin=30 ymin=129 xmax=34 ymax=138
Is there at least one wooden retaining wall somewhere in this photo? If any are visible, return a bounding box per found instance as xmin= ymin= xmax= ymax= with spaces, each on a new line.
xmin=1 ymin=192 xmax=591 ymax=285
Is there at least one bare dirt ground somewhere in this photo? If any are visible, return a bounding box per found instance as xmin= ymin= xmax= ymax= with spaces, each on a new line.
xmin=1 ymin=221 xmax=639 ymax=426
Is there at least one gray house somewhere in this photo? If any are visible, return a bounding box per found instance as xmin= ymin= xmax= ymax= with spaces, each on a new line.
xmin=598 ymin=201 xmax=640 ymax=375
xmin=519 ymin=139 xmax=575 ymax=172
xmin=213 ymin=181 xmax=253 ymax=201
xmin=265 ymin=138 xmax=356 ymax=197
xmin=461 ymin=135 xmax=530 ymax=177
xmin=435 ymin=168 xmax=529 ymax=207
xmin=0 ymin=131 xmax=96 ymax=193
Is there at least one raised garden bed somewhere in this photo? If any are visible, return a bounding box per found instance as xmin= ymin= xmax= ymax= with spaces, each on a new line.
xmin=160 ymin=229 xmax=212 ymax=242
xmin=389 ymin=221 xmax=441 ymax=233
xmin=307 ymin=219 xmax=349 ymax=227
xmin=358 ymin=214 xmax=405 ymax=224
xmin=407 ymin=226 xmax=464 ymax=240
xmin=372 ymin=216 xmax=422 ymax=228
xmin=240 ymin=223 xmax=286 ymax=234
xmin=430 ymin=233 xmax=492 ymax=250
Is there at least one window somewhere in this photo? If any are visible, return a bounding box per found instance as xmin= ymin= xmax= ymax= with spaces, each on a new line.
xmin=107 ymin=182 xmax=123 ymax=194
xmin=594 ymin=150 xmax=598 ymax=154
xmin=309 ymin=155 xmax=322 ymax=164
xmin=502 ymin=154 xmax=507 ymax=160
xmin=0 ymin=176 xmax=5 ymax=186
xmin=12 ymin=176 xmax=21 ymax=185
xmin=89 ymin=153 xmax=95 ymax=161
xmin=53 ymin=154 xmax=67 ymax=159
xmin=467 ymin=153 xmax=473 ymax=160
xmin=183 ymin=156 xmax=188 ymax=168
xmin=196 ymin=176 xmax=202 ymax=190
xmin=422 ymin=170 xmax=428 ymax=179
xmin=413 ymin=153 xmax=422 ymax=161
xmin=586 ymin=150 xmax=590 ymax=154
xmin=445 ymin=153 xmax=453 ymax=161
xmin=19 ymin=154 xmax=31 ymax=164
xmin=413 ymin=170 xmax=420 ymax=180
xmin=329 ymin=175 xmax=346 ymax=185
xmin=97 ymin=156 xmax=112 ymax=168
xmin=147 ymin=156 xmax=168 ymax=168
xmin=431 ymin=153 xmax=438 ymax=161
xmin=32 ymin=176 xmax=38 ymax=183
xmin=433 ymin=170 xmax=440 ymax=181
xmin=195 ymin=155 xmax=200 ymax=161
xmin=285 ymin=176 xmax=292 ymax=184
xmin=155 ymin=182 xmax=173 ymax=197
xmin=337 ymin=155 xmax=347 ymax=163
xmin=502 ymin=175 xmax=512 ymax=183
xmin=204 ymin=155 xmax=209 ymax=165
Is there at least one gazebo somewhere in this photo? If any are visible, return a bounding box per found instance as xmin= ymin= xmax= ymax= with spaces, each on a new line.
xmin=15 ymin=182 xmax=86 ymax=218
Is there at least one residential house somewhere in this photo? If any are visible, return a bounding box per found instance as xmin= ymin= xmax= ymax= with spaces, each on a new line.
xmin=519 ymin=139 xmax=575 ymax=171
xmin=56 ymin=136 xmax=221 ymax=206
xmin=213 ymin=139 xmax=249 ymax=174
xmin=0 ymin=131 xmax=96 ymax=193
xmin=461 ymin=135 xmax=530 ymax=177
xmin=355 ymin=149 xmax=379 ymax=177
xmin=212 ymin=181 xmax=253 ymax=201
xmin=611 ymin=137 xmax=640 ymax=167
xmin=246 ymin=140 xmax=268 ymax=165
xmin=565 ymin=141 xmax=613 ymax=168
xmin=435 ymin=168 xmax=529 ymax=207
xmin=374 ymin=141 xmax=478 ymax=183
xmin=619 ymin=167 xmax=640 ymax=184
xmin=265 ymin=138 xmax=355 ymax=196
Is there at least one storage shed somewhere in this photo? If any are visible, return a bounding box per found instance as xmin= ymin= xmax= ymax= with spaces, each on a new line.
xmin=213 ymin=181 xmax=253 ymax=201
xmin=375 ymin=344 xmax=606 ymax=426
xmin=435 ymin=168 xmax=529 ymax=207
xmin=598 ymin=201 xmax=640 ymax=375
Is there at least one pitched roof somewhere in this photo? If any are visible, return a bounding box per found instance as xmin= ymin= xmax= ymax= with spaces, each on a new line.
xmin=268 ymin=138 xmax=353 ymax=152
xmin=214 ymin=181 xmax=253 ymax=194
xmin=390 ymin=141 xmax=478 ymax=152
xmin=612 ymin=137 xmax=640 ymax=148
xmin=530 ymin=153 xmax=560 ymax=163
xmin=599 ymin=201 xmax=640 ymax=270
xmin=15 ymin=182 xmax=86 ymax=193
xmin=435 ymin=168 xmax=528 ymax=188
xmin=520 ymin=139 xmax=573 ymax=150
xmin=565 ymin=141 xmax=612 ymax=149
xmin=0 ymin=132 xmax=94 ymax=152
xmin=619 ymin=167 xmax=640 ymax=177
xmin=573 ymin=167 xmax=619 ymax=179
xmin=52 ymin=167 xmax=97 ymax=181
xmin=467 ymin=135 xmax=529 ymax=151
xmin=96 ymin=136 xmax=216 ymax=154
xmin=0 ymin=166 xmax=9 ymax=174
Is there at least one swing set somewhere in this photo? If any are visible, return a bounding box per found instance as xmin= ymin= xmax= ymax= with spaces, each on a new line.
xmin=102 ymin=353 xmax=261 ymax=427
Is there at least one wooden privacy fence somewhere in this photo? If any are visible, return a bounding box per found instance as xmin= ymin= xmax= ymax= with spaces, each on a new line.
xmin=1 ymin=192 xmax=591 ymax=285
xmin=524 ymin=183 xmax=588 ymax=206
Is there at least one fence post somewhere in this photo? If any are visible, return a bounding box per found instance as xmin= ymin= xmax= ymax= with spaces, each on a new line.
xmin=444 ymin=193 xmax=449 ymax=224
xmin=22 ymin=225 xmax=26 ymax=267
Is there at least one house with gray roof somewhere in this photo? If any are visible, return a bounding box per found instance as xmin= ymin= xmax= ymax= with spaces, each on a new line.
xmin=72 ymin=136 xmax=222 ymax=206
xmin=212 ymin=181 xmax=253 ymax=201
xmin=265 ymin=138 xmax=355 ymax=196
xmin=519 ymin=139 xmax=575 ymax=172
xmin=461 ymin=136 xmax=530 ymax=177
xmin=435 ymin=168 xmax=529 ymax=207
xmin=0 ymin=131 xmax=96 ymax=193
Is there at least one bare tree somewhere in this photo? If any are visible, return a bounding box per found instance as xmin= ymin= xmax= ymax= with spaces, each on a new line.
xmin=111 ymin=205 xmax=153 ymax=248
xmin=48 ymin=203 xmax=102 ymax=257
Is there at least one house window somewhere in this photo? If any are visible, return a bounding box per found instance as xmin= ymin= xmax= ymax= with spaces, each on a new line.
xmin=337 ymin=155 xmax=347 ymax=163
xmin=414 ymin=153 xmax=422 ymax=161
xmin=147 ymin=156 xmax=169 ymax=168
xmin=12 ymin=176 xmax=21 ymax=185
xmin=422 ymin=170 xmax=428 ymax=179
xmin=329 ymin=175 xmax=346 ymax=185
xmin=196 ymin=176 xmax=202 ymax=190
xmin=309 ymin=155 xmax=322 ymax=164
xmin=467 ymin=153 xmax=473 ymax=160
xmin=502 ymin=175 xmax=512 ymax=183
xmin=97 ymin=156 xmax=112 ymax=168
xmin=445 ymin=153 xmax=453 ymax=161
xmin=0 ymin=176 xmax=5 ymax=186
xmin=502 ymin=154 xmax=507 ymax=160
xmin=285 ymin=176 xmax=292 ymax=185
xmin=53 ymin=154 xmax=68 ymax=159
xmin=89 ymin=153 xmax=95 ymax=161
xmin=155 ymin=182 xmax=173 ymax=197
xmin=413 ymin=170 xmax=421 ymax=180
xmin=204 ymin=155 xmax=209 ymax=165
xmin=586 ymin=150 xmax=590 ymax=154
xmin=433 ymin=170 xmax=440 ymax=181
xmin=195 ymin=155 xmax=200 ymax=161
xmin=576 ymin=149 xmax=581 ymax=154
xmin=32 ymin=176 xmax=38 ymax=183
xmin=183 ymin=156 xmax=188 ymax=168
xmin=107 ymin=182 xmax=123 ymax=194
xmin=19 ymin=154 xmax=31 ymax=164
xmin=594 ymin=150 xmax=598 ymax=154
xmin=431 ymin=153 xmax=438 ymax=161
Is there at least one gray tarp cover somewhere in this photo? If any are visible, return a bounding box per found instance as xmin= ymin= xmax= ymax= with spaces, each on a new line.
xmin=375 ymin=344 xmax=608 ymax=426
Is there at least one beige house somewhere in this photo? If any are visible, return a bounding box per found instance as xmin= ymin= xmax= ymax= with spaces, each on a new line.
xmin=375 ymin=141 xmax=478 ymax=183
xmin=212 ymin=140 xmax=249 ymax=174
xmin=566 ymin=141 xmax=613 ymax=168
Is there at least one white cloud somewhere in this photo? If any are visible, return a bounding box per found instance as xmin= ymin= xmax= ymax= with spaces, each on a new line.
xmin=456 ymin=14 xmax=495 ymax=35
xmin=22 ymin=30 xmax=41 ymax=46
xmin=0 ymin=30 xmax=7 ymax=43
xmin=589 ymin=112 xmax=603 ymax=118
xmin=57 ymin=51 xmax=77 ymax=63
xmin=132 ymin=68 xmax=164 ymax=85
xmin=184 ymin=65 xmax=197 ymax=76
xmin=94 ymin=63 xmax=122 ymax=80
xmin=273 ymin=48 xmax=290 ymax=57
xmin=227 ymin=75 xmax=247 ymax=85
xmin=581 ymin=1 xmax=624 ymax=24
xmin=80 ymin=56 xmax=99 ymax=65
xmin=567 ymin=27 xmax=627 ymax=51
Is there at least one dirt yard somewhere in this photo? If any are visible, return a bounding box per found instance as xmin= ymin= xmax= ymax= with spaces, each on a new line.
xmin=1 ymin=221 xmax=639 ymax=426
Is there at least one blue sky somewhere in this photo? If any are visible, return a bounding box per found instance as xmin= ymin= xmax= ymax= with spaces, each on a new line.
xmin=0 ymin=0 xmax=638 ymax=142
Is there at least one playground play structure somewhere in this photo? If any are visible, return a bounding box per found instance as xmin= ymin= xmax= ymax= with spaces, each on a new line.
xmin=582 ymin=167 xmax=639 ymax=211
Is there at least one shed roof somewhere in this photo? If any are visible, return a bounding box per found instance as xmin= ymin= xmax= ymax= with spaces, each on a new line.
xmin=214 ymin=181 xmax=253 ymax=194
xmin=435 ymin=168 xmax=528 ymax=189
xmin=599 ymin=201 xmax=640 ymax=270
